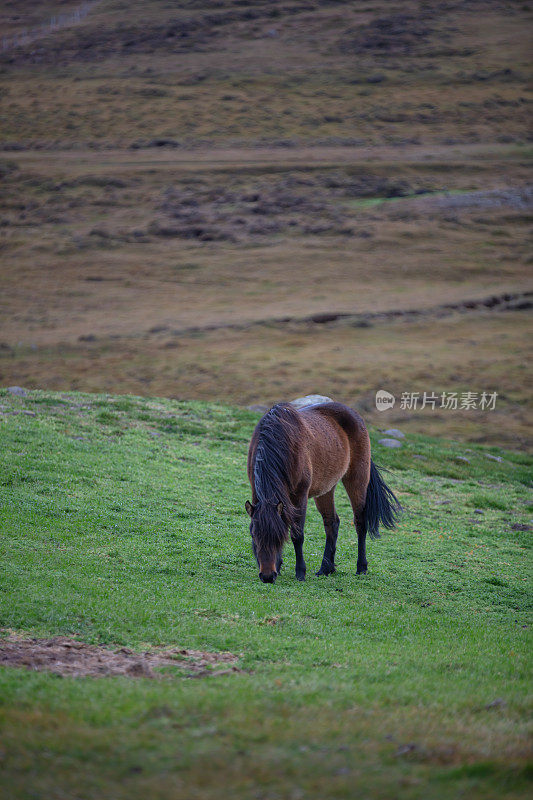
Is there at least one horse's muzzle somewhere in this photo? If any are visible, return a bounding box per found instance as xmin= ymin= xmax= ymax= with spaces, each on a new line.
xmin=259 ymin=571 xmax=277 ymax=584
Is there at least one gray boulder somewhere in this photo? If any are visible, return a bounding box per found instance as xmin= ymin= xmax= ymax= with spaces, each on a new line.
xmin=247 ymin=404 xmax=269 ymax=414
xmin=291 ymin=394 xmax=333 ymax=409
xmin=383 ymin=428 xmax=405 ymax=439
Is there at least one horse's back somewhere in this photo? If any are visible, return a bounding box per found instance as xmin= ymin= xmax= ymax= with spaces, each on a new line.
xmin=298 ymin=401 xmax=371 ymax=492
xmin=248 ymin=400 xmax=371 ymax=500
xmin=299 ymin=400 xmax=367 ymax=439
xmin=293 ymin=402 xmax=360 ymax=496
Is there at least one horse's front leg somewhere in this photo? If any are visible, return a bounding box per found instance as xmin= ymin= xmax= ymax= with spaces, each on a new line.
xmin=291 ymin=500 xmax=307 ymax=581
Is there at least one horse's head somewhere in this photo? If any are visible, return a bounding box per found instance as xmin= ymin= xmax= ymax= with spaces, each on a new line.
xmin=245 ymin=499 xmax=287 ymax=583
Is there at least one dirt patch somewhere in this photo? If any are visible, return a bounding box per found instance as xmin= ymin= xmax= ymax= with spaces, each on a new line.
xmin=81 ymin=176 xmax=532 ymax=247
xmin=338 ymin=11 xmax=440 ymax=58
xmin=140 ymin=170 xmax=430 ymax=244
xmin=0 ymin=635 xmax=241 ymax=679
xmin=395 ymin=186 xmax=533 ymax=217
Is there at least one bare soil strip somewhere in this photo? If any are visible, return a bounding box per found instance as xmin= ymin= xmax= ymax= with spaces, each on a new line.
xmin=0 ymin=635 xmax=240 ymax=679
xmin=144 ymin=290 xmax=532 ymax=340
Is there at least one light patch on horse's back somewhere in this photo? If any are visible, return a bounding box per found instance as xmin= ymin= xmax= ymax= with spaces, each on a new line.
xmin=291 ymin=395 xmax=334 ymax=409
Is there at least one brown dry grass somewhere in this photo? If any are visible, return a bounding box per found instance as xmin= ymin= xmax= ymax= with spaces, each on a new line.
xmin=5 ymin=308 xmax=530 ymax=449
xmin=0 ymin=0 xmax=531 ymax=449
xmin=1 ymin=1 xmax=531 ymax=148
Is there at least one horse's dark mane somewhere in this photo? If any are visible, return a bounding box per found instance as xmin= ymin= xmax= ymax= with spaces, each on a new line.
xmin=252 ymin=404 xmax=300 ymax=550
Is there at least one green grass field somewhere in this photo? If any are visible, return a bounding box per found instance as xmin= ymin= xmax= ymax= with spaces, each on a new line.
xmin=1 ymin=2 xmax=531 ymax=795
xmin=0 ymin=389 xmax=531 ymax=799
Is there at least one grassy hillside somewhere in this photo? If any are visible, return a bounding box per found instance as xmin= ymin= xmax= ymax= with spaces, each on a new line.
xmin=0 ymin=389 xmax=531 ymax=799
xmin=1 ymin=0 xmax=531 ymax=448
xmin=1 ymin=0 xmax=531 ymax=149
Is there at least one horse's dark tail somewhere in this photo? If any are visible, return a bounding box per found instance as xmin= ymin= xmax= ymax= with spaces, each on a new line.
xmin=364 ymin=460 xmax=401 ymax=539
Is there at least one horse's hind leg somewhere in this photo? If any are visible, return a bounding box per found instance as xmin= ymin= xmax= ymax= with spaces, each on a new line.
xmin=315 ymin=489 xmax=340 ymax=576
xmin=342 ymin=466 xmax=370 ymax=575
xmin=354 ymin=507 xmax=368 ymax=574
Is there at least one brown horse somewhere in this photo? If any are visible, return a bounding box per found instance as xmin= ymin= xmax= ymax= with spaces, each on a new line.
xmin=246 ymin=400 xmax=400 ymax=583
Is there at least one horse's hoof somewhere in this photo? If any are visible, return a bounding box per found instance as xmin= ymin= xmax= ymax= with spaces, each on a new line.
xmin=296 ymin=573 xmax=306 ymax=581
xmin=356 ymin=567 xmax=368 ymax=575
xmin=316 ymin=566 xmax=335 ymax=576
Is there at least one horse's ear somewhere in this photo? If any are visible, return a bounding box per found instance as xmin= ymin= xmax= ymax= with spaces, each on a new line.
xmin=245 ymin=500 xmax=254 ymax=517
xmin=276 ymin=501 xmax=283 ymax=516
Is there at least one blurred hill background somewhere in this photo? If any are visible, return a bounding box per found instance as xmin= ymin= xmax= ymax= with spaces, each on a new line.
xmin=0 ymin=0 xmax=531 ymax=448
